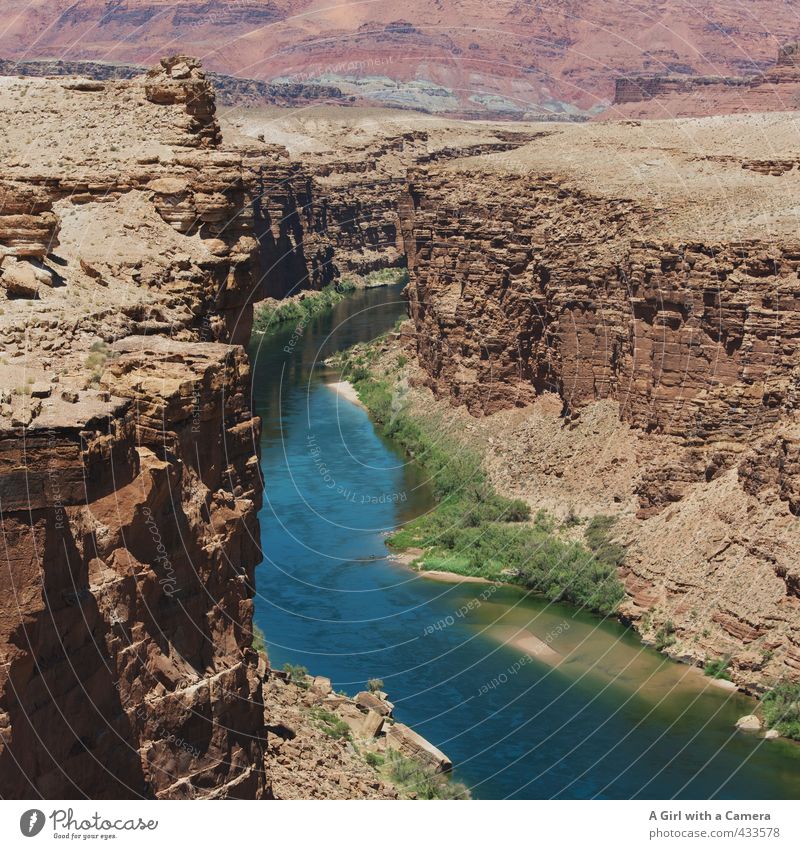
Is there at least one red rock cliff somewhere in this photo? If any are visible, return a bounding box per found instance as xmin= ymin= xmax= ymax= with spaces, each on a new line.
xmin=399 ymin=117 xmax=800 ymax=687
xmin=607 ymin=41 xmax=800 ymax=119
xmin=0 ymin=58 xmax=269 ymax=797
xmin=2 ymin=1 xmax=799 ymax=117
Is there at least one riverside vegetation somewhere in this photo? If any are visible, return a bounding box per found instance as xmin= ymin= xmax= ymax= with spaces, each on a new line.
xmin=253 ymin=268 xmax=409 ymax=335
xmin=335 ymin=333 xmax=800 ymax=745
xmin=287 ymin=668 xmax=471 ymax=798
xmin=761 ymin=682 xmax=800 ymax=741
xmin=334 ymin=335 xmax=626 ymax=617
xmin=383 ymin=750 xmax=471 ymax=800
xmin=267 ymin=655 xmax=472 ymax=797
xmin=253 ymin=280 xmax=357 ymax=333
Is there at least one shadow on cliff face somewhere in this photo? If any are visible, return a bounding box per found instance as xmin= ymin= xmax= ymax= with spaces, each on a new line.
xmin=0 ymin=510 xmax=149 ymax=798
xmin=252 ymin=178 xmax=336 ymax=299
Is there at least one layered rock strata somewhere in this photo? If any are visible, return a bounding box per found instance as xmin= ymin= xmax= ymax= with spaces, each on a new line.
xmin=3 ymin=1 xmax=799 ymax=118
xmin=0 ymin=58 xmax=268 ymax=798
xmin=399 ymin=114 xmax=800 ymax=688
xmin=0 ymin=58 xmax=346 ymax=109
xmin=607 ymin=42 xmax=800 ymax=119
xmin=224 ymin=109 xmax=541 ymax=296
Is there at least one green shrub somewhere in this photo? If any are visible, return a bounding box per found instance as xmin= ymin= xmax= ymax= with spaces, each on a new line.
xmin=84 ymin=351 xmax=107 ymax=370
xmin=252 ymin=623 xmax=268 ymax=656
xmin=584 ymin=515 xmax=626 ymax=568
xmin=349 ymin=365 xmax=371 ymax=382
xmin=654 ymin=621 xmax=677 ymax=652
xmin=362 ymin=267 xmax=409 ymax=287
xmin=310 ymin=708 xmax=351 ymax=740
xmin=761 ymin=682 xmax=800 ymax=740
xmin=283 ymin=662 xmax=310 ymax=688
xmin=532 ymin=509 xmax=555 ymax=533
xmin=253 ymin=280 xmax=357 ymax=335
xmin=367 ymin=678 xmax=384 ymax=693
xmin=84 ymin=340 xmax=112 ymax=374
xmin=704 ymin=657 xmax=731 ymax=680
xmin=365 ymin=751 xmax=384 ymax=768
xmin=385 ymin=750 xmax=470 ymax=800
xmin=562 ymin=507 xmax=584 ymax=528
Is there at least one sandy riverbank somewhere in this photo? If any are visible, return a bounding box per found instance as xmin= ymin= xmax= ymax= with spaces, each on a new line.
xmin=326 ymin=380 xmax=366 ymax=409
xmin=387 ymin=549 xmax=497 ymax=585
xmin=418 ymin=569 xmax=495 ymax=585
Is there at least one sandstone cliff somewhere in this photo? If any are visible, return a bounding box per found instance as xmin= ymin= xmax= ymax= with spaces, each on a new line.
xmin=224 ymin=109 xmax=541 ymax=296
xmin=0 ymin=58 xmax=347 ymax=109
xmin=607 ymin=41 xmax=800 ymax=119
xmin=398 ymin=114 xmax=800 ymax=689
xmin=1 ymin=1 xmax=798 ymax=118
xmin=0 ymin=56 xmax=269 ymax=798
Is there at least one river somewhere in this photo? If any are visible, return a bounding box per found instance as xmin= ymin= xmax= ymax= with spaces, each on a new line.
xmin=249 ymin=283 xmax=800 ymax=800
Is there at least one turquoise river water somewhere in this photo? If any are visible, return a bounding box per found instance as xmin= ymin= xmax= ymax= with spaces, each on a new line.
xmin=249 ymin=284 xmax=800 ymax=800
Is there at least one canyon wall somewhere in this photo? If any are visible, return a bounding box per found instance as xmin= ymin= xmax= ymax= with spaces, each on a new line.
xmin=2 ymin=1 xmax=799 ymax=118
xmin=608 ymin=42 xmax=800 ymax=119
xmin=226 ymin=112 xmax=541 ymax=297
xmin=0 ymin=57 xmax=269 ymax=798
xmin=236 ymin=141 xmax=402 ymax=298
xmin=399 ymin=118 xmax=800 ymax=688
xmin=0 ymin=58 xmax=347 ymax=109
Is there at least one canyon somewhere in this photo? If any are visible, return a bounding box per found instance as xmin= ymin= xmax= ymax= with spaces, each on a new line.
xmin=396 ymin=114 xmax=800 ymax=689
xmin=0 ymin=55 xmax=521 ymax=799
xmin=2 ymin=1 xmax=799 ymax=118
xmin=140 ymin=71 xmax=800 ymax=693
xmin=2 ymin=49 xmax=800 ymax=800
xmin=0 ymin=57 xmax=434 ymax=799
xmin=223 ymin=107 xmax=539 ymax=295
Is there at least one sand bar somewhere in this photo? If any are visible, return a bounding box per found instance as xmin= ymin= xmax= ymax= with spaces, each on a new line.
xmin=326 ymin=380 xmax=365 ymax=408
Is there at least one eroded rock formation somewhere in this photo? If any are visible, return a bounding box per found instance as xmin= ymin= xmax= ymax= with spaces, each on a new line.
xmin=608 ymin=42 xmax=800 ymax=119
xmin=224 ymin=111 xmax=540 ymax=296
xmin=399 ymin=115 xmax=800 ymax=688
xmin=2 ymin=1 xmax=799 ymax=118
xmin=0 ymin=58 xmax=269 ymax=798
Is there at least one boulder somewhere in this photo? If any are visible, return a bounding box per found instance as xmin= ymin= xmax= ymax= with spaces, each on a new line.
xmin=735 ymin=714 xmax=761 ymax=731
xmin=333 ymin=701 xmax=367 ymax=736
xmin=80 ymin=258 xmax=102 ymax=279
xmin=30 ymin=383 xmax=52 ymax=399
xmin=0 ymin=258 xmax=53 ymax=298
xmin=360 ymin=710 xmax=385 ymax=739
xmin=386 ymin=723 xmax=452 ymax=773
xmin=311 ymin=676 xmax=333 ymax=696
xmin=355 ymin=690 xmax=393 ymax=717
xmin=763 ymin=728 xmax=780 ymax=739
